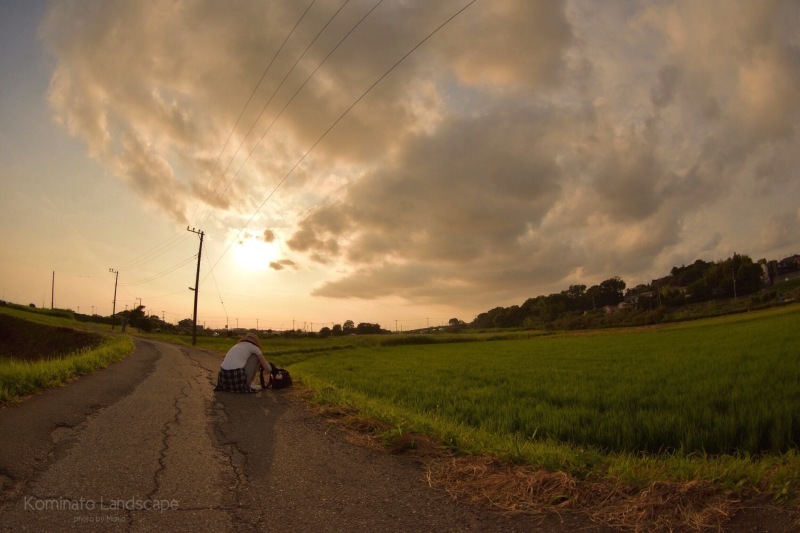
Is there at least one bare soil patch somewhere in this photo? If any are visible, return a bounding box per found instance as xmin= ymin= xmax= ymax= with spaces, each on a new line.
xmin=0 ymin=314 xmax=103 ymax=361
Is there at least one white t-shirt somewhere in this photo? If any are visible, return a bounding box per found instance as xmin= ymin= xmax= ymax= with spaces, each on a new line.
xmin=220 ymin=341 xmax=264 ymax=370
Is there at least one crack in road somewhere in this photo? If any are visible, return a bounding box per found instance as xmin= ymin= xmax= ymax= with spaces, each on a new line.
xmin=181 ymin=347 xmax=252 ymax=526
xmin=147 ymin=383 xmax=189 ymax=503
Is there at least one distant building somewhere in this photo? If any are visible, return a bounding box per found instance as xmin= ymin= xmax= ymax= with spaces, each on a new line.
xmin=776 ymin=254 xmax=800 ymax=275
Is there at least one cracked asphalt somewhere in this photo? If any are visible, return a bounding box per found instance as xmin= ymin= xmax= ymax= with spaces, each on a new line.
xmin=0 ymin=338 xmax=608 ymax=532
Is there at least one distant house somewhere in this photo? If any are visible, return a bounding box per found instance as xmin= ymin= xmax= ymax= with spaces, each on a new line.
xmin=776 ymin=254 xmax=800 ymax=275
xmin=626 ymin=291 xmax=655 ymax=308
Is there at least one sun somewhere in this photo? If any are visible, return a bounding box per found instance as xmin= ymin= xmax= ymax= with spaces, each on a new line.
xmin=233 ymin=236 xmax=280 ymax=271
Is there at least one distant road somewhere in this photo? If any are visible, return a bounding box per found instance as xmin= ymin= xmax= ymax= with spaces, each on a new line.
xmin=0 ymin=338 xmax=604 ymax=532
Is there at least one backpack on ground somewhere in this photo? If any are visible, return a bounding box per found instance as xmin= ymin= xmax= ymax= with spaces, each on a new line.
xmin=270 ymin=368 xmax=292 ymax=389
xmin=259 ymin=364 xmax=292 ymax=389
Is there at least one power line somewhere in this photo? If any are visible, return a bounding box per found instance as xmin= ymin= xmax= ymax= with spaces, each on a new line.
xmin=205 ymin=0 xmax=387 ymax=274
xmin=190 ymin=0 xmax=319 ymax=228
xmin=209 ymin=0 xmax=356 ymax=203
xmin=208 ymin=0 xmax=478 ymax=274
xmin=119 ymin=254 xmax=197 ymax=287
xmin=109 ymin=0 xmax=317 ymax=292
xmin=203 ymin=250 xmax=230 ymax=328
xmin=116 ymin=230 xmax=191 ymax=271
xmin=214 ymin=0 xmax=383 ymax=204
xmin=195 ymin=0 xmax=356 ymax=230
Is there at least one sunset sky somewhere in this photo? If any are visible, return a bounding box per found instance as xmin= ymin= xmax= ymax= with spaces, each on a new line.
xmin=1 ymin=0 xmax=799 ymax=331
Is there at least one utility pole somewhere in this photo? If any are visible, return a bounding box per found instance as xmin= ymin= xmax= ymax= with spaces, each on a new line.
xmin=109 ymin=268 xmax=119 ymax=329
xmin=187 ymin=227 xmax=205 ymax=346
xmin=51 ymin=271 xmax=55 ymax=309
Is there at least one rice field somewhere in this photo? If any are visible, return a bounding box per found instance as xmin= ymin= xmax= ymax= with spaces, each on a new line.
xmin=289 ymin=305 xmax=800 ymax=458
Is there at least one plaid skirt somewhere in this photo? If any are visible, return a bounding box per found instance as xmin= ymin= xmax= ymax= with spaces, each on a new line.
xmin=214 ymin=367 xmax=257 ymax=393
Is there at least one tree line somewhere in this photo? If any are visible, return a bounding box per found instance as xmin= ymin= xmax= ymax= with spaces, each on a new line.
xmin=22 ymin=251 xmax=793 ymax=337
xmin=471 ymin=253 xmax=791 ymax=331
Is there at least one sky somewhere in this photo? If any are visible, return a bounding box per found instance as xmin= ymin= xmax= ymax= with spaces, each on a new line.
xmin=1 ymin=0 xmax=799 ymax=332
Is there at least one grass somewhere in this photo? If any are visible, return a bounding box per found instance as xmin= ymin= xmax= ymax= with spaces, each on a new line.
xmin=0 ymin=305 xmax=134 ymax=404
xmin=0 ymin=304 xmax=83 ymax=328
xmin=285 ymin=304 xmax=800 ymax=498
xmin=0 ymin=335 xmax=134 ymax=404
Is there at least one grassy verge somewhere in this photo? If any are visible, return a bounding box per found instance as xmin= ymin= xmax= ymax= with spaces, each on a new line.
xmin=0 ymin=335 xmax=134 ymax=405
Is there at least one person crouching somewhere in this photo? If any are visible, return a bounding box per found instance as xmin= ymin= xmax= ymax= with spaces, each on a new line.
xmin=215 ymin=332 xmax=272 ymax=393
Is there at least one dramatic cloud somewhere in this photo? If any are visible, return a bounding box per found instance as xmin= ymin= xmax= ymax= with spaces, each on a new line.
xmin=42 ymin=0 xmax=800 ymax=314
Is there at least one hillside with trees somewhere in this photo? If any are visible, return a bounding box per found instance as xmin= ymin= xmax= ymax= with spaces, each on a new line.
xmin=471 ymin=253 xmax=799 ymax=331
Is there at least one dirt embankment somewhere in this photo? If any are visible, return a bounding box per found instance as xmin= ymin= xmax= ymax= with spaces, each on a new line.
xmin=0 ymin=314 xmax=104 ymax=361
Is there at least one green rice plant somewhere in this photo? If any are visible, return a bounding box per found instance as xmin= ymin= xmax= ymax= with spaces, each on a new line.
xmin=0 ymin=335 xmax=134 ymax=404
xmin=289 ymin=305 xmax=800 ymax=492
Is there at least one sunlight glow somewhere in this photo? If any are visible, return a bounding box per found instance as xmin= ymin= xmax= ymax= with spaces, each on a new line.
xmin=233 ymin=237 xmax=280 ymax=272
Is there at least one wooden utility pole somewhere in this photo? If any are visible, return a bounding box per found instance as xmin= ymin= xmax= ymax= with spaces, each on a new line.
xmin=187 ymin=227 xmax=205 ymax=346
xmin=109 ymin=268 xmax=119 ymax=329
xmin=51 ymin=271 xmax=55 ymax=309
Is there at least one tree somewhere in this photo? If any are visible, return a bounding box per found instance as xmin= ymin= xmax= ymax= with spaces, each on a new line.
xmin=355 ymin=322 xmax=383 ymax=334
xmin=342 ymin=320 xmax=355 ymax=334
xmin=598 ymin=277 xmax=626 ymax=306
xmin=448 ymin=318 xmax=465 ymax=331
xmin=564 ymin=284 xmax=587 ymax=311
xmin=331 ymin=324 xmax=343 ymax=336
xmin=319 ymin=326 xmax=332 ymax=338
xmin=735 ymin=261 xmax=763 ymax=295
xmin=492 ymin=305 xmax=521 ymax=328
xmin=687 ymin=278 xmax=711 ymax=303
xmin=128 ymin=305 xmax=154 ymax=332
xmin=473 ymin=307 xmax=507 ymax=329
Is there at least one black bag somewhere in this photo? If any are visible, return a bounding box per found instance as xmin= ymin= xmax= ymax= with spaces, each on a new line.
xmin=259 ymin=364 xmax=292 ymax=389
xmin=270 ymin=368 xmax=292 ymax=389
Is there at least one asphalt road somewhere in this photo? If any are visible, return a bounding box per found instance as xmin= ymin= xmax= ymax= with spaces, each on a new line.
xmin=0 ymin=338 xmax=612 ymax=532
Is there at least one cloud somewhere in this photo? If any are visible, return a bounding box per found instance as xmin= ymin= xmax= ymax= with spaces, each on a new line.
xmin=41 ymin=0 xmax=800 ymax=313
xmin=269 ymin=259 xmax=298 ymax=271
xmin=434 ymin=0 xmax=572 ymax=89
xmin=289 ymin=103 xmax=564 ymax=265
xmin=761 ymin=209 xmax=800 ymax=252
xmin=261 ymin=229 xmax=277 ymax=243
